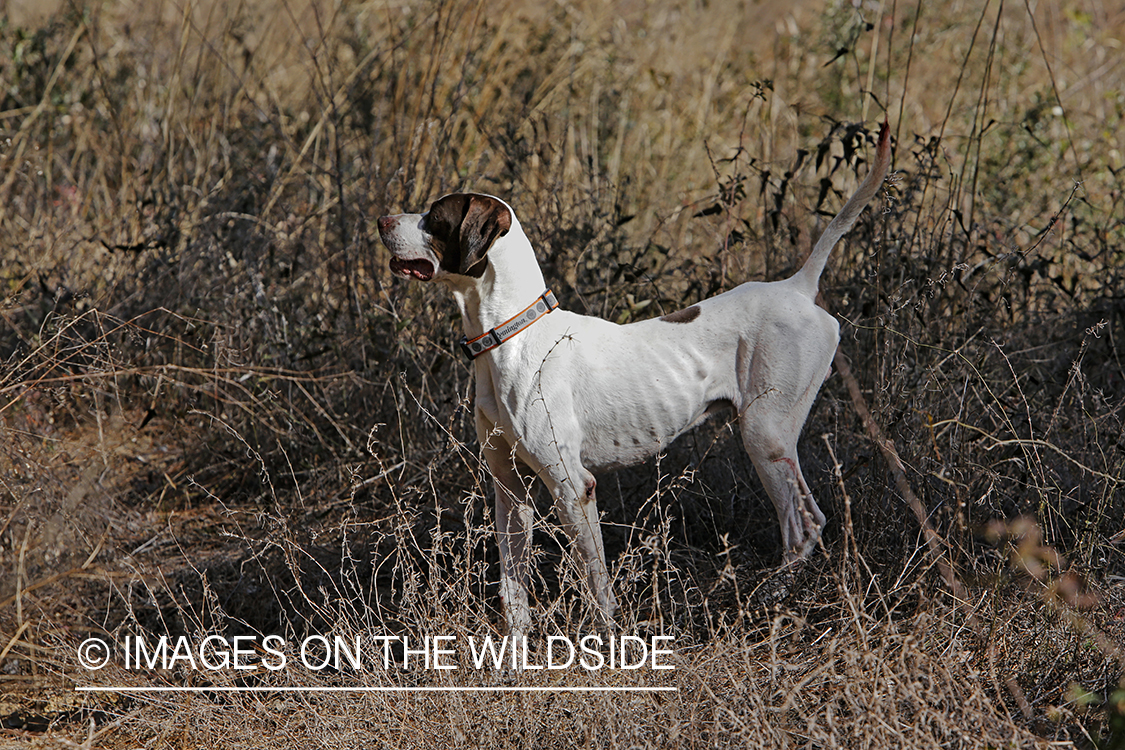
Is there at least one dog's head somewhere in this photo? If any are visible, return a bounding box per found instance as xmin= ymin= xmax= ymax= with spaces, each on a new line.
xmin=377 ymin=193 xmax=512 ymax=282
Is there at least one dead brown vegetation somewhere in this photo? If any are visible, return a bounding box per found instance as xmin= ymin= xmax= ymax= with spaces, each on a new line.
xmin=1 ymin=0 xmax=1123 ymax=747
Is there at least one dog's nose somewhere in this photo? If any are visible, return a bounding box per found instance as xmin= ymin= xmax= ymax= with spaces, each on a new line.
xmin=377 ymin=215 xmax=396 ymax=234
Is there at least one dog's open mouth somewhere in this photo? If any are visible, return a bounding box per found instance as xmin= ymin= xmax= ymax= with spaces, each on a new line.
xmin=389 ymin=257 xmax=435 ymax=281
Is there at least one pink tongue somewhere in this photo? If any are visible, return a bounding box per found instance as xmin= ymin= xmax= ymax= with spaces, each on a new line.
xmin=390 ymin=257 xmax=434 ymax=280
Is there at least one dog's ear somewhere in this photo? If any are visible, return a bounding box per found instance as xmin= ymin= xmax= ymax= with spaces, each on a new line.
xmin=457 ymin=195 xmax=511 ymax=278
xmin=426 ymin=193 xmax=511 ymax=278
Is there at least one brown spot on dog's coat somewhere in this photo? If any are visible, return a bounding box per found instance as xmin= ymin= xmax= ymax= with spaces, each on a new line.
xmin=661 ymin=305 xmax=700 ymax=324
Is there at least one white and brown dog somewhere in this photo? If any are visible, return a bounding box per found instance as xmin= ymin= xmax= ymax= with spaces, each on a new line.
xmin=377 ymin=122 xmax=891 ymax=638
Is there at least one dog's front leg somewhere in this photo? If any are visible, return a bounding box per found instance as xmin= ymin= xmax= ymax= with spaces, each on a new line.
xmin=480 ymin=437 xmax=535 ymax=642
xmin=476 ymin=401 xmax=535 ymax=640
xmin=547 ymin=467 xmax=617 ymax=626
xmin=493 ymin=475 xmax=534 ymax=641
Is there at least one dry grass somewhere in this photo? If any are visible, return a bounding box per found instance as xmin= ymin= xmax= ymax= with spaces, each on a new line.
xmin=1 ymin=0 xmax=1124 ymax=747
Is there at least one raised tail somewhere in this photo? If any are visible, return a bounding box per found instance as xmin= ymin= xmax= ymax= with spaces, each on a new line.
xmin=793 ymin=119 xmax=892 ymax=296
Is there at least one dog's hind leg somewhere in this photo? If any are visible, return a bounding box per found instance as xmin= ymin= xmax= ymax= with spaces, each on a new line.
xmin=743 ymin=430 xmax=827 ymax=562
xmin=737 ymin=315 xmax=837 ymax=562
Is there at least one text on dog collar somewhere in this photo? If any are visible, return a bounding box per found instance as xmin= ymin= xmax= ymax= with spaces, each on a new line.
xmin=460 ymin=290 xmax=559 ymax=359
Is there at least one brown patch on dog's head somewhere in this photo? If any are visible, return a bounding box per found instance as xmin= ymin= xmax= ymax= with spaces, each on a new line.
xmin=660 ymin=305 xmax=701 ymax=324
xmin=424 ymin=193 xmax=512 ymax=278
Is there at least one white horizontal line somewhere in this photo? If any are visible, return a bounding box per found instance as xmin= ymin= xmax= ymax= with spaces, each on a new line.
xmin=76 ymin=685 xmax=677 ymax=693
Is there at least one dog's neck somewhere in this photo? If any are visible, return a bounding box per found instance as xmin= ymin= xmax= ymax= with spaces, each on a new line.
xmin=443 ymin=224 xmax=548 ymax=341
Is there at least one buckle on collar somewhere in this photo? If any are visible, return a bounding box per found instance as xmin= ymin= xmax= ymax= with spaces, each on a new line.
xmin=460 ymin=290 xmax=558 ymax=360
xmin=460 ymin=330 xmax=499 ymax=359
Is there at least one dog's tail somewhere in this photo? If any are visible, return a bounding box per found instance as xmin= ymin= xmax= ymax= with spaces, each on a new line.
xmin=793 ymin=120 xmax=891 ymax=297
